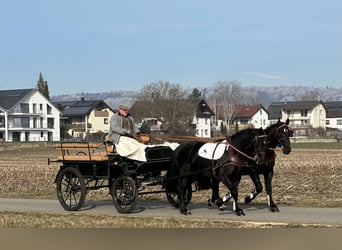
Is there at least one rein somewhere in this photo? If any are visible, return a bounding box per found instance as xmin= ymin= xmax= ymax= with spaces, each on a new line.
xmin=227 ymin=143 xmax=255 ymax=161
xmin=227 ymin=134 xmax=268 ymax=161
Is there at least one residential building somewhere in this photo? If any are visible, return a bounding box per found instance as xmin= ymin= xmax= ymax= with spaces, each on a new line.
xmin=232 ymin=104 xmax=269 ymax=129
xmin=193 ymin=99 xmax=215 ymax=137
xmin=0 ymin=88 xmax=60 ymax=142
xmin=53 ymin=98 xmax=114 ymax=139
xmin=325 ymin=101 xmax=342 ymax=131
xmin=268 ymin=100 xmax=327 ymax=136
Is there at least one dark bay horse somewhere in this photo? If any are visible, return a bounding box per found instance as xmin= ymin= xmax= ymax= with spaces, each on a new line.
xmin=217 ymin=119 xmax=292 ymax=212
xmin=165 ymin=128 xmax=268 ymax=216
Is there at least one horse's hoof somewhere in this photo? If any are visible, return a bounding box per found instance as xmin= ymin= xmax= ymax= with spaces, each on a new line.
xmin=244 ymin=196 xmax=252 ymax=204
xmin=270 ymin=206 xmax=279 ymax=212
xmin=180 ymin=209 xmax=192 ymax=215
xmin=207 ymin=199 xmax=212 ymax=207
xmin=235 ymin=210 xmax=245 ymax=216
xmin=219 ymin=205 xmax=226 ymax=211
xmin=215 ymin=198 xmax=223 ymax=208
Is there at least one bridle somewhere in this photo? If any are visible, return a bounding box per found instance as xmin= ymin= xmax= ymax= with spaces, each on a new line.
xmin=266 ymin=123 xmax=292 ymax=152
xmin=223 ymin=133 xmax=268 ymax=164
xmin=204 ymin=133 xmax=268 ymax=179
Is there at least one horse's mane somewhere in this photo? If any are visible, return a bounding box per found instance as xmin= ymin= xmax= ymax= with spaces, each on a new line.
xmin=229 ymin=128 xmax=258 ymax=148
xmin=265 ymin=121 xmax=282 ymax=135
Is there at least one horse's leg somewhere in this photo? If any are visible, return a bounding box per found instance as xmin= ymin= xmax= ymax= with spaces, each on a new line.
xmin=263 ymin=165 xmax=279 ymax=212
xmin=177 ymin=177 xmax=192 ymax=215
xmin=207 ymin=178 xmax=225 ymax=210
xmin=221 ymin=174 xmax=245 ymax=216
xmin=244 ymin=172 xmax=263 ymax=204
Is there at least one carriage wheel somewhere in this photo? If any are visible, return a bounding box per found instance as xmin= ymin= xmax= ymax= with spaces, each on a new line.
xmin=110 ymin=176 xmax=137 ymax=214
xmin=56 ymin=167 xmax=86 ymax=211
xmin=166 ymin=185 xmax=192 ymax=208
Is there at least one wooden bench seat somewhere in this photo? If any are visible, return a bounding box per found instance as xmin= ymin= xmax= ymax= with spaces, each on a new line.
xmin=54 ymin=142 xmax=115 ymax=162
xmin=54 ymin=143 xmax=101 ymax=150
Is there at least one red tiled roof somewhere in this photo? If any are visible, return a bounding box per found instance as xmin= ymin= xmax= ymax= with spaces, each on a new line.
xmin=234 ymin=104 xmax=264 ymax=118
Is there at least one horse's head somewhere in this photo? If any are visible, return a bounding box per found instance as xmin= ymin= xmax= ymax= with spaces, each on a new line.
xmin=272 ymin=118 xmax=292 ymax=154
xmin=253 ymin=127 xmax=268 ymax=165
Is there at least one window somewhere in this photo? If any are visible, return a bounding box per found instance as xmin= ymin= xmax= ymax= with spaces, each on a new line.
xmin=301 ymin=110 xmax=308 ymax=117
xmin=20 ymin=103 xmax=29 ymax=113
xmin=326 ymin=120 xmax=330 ymax=125
xmin=40 ymin=104 xmax=43 ymax=110
xmin=33 ymin=118 xmax=37 ymax=128
xmin=337 ymin=120 xmax=342 ymax=125
xmin=47 ymin=118 xmax=54 ymax=129
xmin=13 ymin=117 xmax=29 ymax=128
xmin=47 ymin=104 xmax=52 ymax=114
xmin=301 ymin=119 xmax=308 ymax=125
xmin=104 ymin=118 xmax=108 ymax=124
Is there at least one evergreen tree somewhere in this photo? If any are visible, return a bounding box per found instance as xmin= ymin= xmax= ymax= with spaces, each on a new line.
xmin=37 ymin=72 xmax=50 ymax=100
xmin=189 ymin=88 xmax=202 ymax=99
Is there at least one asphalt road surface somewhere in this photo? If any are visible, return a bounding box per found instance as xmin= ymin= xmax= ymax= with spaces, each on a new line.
xmin=0 ymin=197 xmax=341 ymax=226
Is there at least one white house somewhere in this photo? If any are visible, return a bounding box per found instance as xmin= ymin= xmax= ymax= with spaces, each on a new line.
xmin=280 ymin=101 xmax=326 ymax=129
xmin=53 ymin=98 xmax=114 ymax=139
xmin=232 ymin=104 xmax=269 ymax=129
xmin=0 ymin=88 xmax=60 ymax=142
xmin=325 ymin=101 xmax=342 ymax=131
xmin=192 ymin=99 xmax=215 ymax=138
xmin=268 ymin=100 xmax=327 ymax=137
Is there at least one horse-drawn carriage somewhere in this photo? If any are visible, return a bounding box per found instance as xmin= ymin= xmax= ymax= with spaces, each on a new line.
xmin=48 ymin=135 xmax=179 ymax=213
xmin=48 ymin=119 xmax=292 ymax=216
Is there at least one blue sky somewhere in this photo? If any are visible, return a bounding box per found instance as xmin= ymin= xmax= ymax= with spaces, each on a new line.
xmin=0 ymin=0 xmax=341 ymax=95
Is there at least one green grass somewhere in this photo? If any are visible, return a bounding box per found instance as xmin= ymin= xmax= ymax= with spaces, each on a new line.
xmin=291 ymin=141 xmax=342 ymax=149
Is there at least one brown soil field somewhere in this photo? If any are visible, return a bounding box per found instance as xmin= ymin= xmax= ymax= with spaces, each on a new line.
xmin=0 ymin=142 xmax=341 ymax=208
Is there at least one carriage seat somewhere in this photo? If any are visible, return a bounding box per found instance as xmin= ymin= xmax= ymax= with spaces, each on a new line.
xmin=54 ymin=139 xmax=116 ymax=162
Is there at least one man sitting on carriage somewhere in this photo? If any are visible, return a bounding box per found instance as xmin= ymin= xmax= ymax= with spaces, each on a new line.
xmin=108 ymin=104 xmax=179 ymax=162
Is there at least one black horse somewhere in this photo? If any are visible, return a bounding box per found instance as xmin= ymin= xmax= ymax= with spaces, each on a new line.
xmin=165 ymin=127 xmax=268 ymax=216
xmin=216 ymin=119 xmax=292 ymax=212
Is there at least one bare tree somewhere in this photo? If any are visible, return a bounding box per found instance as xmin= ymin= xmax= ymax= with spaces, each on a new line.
xmin=208 ymin=80 xmax=242 ymax=134
xmin=136 ymin=80 xmax=194 ymax=135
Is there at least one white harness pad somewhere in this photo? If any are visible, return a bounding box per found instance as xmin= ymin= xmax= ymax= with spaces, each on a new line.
xmin=198 ymin=141 xmax=228 ymax=160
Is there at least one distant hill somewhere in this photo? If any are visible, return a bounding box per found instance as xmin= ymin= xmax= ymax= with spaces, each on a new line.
xmin=51 ymin=85 xmax=342 ymax=109
xmin=51 ymin=90 xmax=139 ymax=110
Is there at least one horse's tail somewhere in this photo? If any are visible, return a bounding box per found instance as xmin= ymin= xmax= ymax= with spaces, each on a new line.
xmin=166 ymin=141 xmax=204 ymax=192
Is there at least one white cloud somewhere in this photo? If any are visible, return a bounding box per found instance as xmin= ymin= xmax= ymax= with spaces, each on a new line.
xmin=243 ymin=71 xmax=290 ymax=81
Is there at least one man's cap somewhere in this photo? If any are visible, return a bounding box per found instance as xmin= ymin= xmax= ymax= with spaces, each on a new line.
xmin=118 ymin=104 xmax=129 ymax=111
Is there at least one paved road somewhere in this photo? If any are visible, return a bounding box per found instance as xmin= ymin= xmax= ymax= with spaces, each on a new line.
xmin=1 ymin=198 xmax=342 ymax=226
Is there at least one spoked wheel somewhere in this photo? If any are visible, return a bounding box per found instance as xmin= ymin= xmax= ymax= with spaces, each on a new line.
xmin=166 ymin=185 xmax=192 ymax=208
xmin=110 ymin=176 xmax=137 ymax=214
xmin=56 ymin=167 xmax=86 ymax=211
